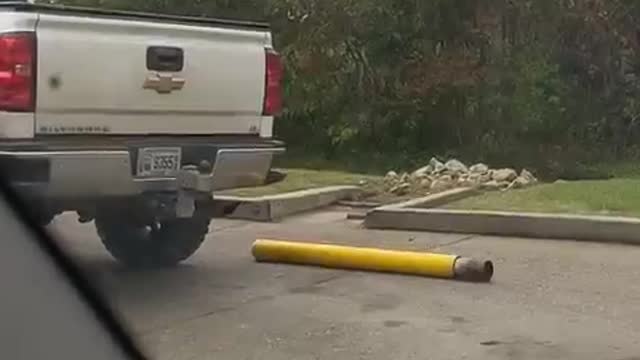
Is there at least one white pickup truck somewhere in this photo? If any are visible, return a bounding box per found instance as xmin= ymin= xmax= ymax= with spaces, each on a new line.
xmin=0 ymin=1 xmax=285 ymax=266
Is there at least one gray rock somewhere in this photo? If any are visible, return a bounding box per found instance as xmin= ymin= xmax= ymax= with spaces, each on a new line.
xmin=430 ymin=175 xmax=454 ymax=192
xmin=399 ymin=172 xmax=410 ymax=183
xmin=412 ymin=165 xmax=433 ymax=178
xmin=507 ymin=176 xmax=530 ymax=190
xmin=429 ymin=157 xmax=443 ymax=167
xmin=390 ymin=182 xmax=411 ymax=195
xmin=492 ymin=168 xmax=517 ymax=182
xmin=430 ymin=180 xmax=448 ymax=192
xmin=438 ymin=174 xmax=454 ymax=182
xmin=482 ymin=180 xmax=510 ymax=190
xmin=445 ymin=159 xmax=468 ymax=174
xmin=469 ymin=163 xmax=489 ymax=174
xmin=457 ymin=178 xmax=475 ymax=187
xmin=479 ymin=172 xmax=493 ymax=184
xmin=468 ymin=173 xmax=482 ymax=184
xmin=429 ymin=157 xmax=446 ymax=173
xmin=520 ymin=169 xmax=538 ymax=183
xmin=419 ymin=178 xmax=432 ymax=189
xmin=384 ymin=171 xmax=398 ymax=182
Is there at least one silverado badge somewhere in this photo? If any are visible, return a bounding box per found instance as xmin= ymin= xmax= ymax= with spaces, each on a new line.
xmin=143 ymin=72 xmax=185 ymax=94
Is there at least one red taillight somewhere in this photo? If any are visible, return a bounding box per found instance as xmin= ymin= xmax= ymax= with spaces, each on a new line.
xmin=0 ymin=32 xmax=35 ymax=112
xmin=263 ymin=48 xmax=282 ymax=116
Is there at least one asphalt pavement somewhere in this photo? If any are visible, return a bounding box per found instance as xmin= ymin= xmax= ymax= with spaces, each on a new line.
xmin=50 ymin=207 xmax=640 ymax=360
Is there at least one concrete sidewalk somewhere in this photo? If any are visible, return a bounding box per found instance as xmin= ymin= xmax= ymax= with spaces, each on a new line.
xmin=217 ymin=186 xmax=362 ymax=221
xmin=365 ymin=188 xmax=640 ymax=245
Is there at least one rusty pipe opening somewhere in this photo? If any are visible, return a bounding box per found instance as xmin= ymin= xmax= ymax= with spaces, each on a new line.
xmin=453 ymin=257 xmax=494 ymax=282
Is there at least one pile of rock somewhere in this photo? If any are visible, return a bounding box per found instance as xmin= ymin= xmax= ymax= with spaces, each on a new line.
xmin=384 ymin=157 xmax=538 ymax=196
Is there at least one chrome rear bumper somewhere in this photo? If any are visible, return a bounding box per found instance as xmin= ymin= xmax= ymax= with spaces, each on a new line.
xmin=0 ymin=147 xmax=285 ymax=198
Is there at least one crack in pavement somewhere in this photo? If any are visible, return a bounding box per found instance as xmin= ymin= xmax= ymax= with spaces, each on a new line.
xmin=213 ymin=221 xmax=253 ymax=232
xmin=138 ymin=293 xmax=276 ymax=336
xmin=138 ymin=273 xmax=351 ymax=336
xmin=429 ymin=234 xmax=476 ymax=251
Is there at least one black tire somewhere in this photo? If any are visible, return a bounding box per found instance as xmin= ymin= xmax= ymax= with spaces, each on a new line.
xmin=95 ymin=215 xmax=210 ymax=267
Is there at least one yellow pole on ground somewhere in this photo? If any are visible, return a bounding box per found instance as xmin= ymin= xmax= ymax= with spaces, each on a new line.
xmin=252 ymin=239 xmax=493 ymax=282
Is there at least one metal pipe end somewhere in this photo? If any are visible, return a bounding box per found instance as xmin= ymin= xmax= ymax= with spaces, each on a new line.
xmin=454 ymin=257 xmax=494 ymax=282
xmin=251 ymin=240 xmax=263 ymax=262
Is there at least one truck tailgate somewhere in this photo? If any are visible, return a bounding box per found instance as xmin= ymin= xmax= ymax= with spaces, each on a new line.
xmin=34 ymin=13 xmax=269 ymax=135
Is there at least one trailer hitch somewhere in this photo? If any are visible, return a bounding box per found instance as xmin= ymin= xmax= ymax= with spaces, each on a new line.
xmin=176 ymin=161 xmax=215 ymax=218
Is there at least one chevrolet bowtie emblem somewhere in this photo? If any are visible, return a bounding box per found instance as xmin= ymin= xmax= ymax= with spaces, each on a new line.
xmin=143 ymin=72 xmax=185 ymax=94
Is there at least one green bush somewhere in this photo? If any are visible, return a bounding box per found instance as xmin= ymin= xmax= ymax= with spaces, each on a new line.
xmin=46 ymin=0 xmax=640 ymax=175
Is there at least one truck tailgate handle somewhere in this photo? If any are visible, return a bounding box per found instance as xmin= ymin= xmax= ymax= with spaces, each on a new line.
xmin=147 ymin=46 xmax=184 ymax=72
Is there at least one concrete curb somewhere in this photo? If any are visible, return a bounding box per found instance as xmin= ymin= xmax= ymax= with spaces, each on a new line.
xmin=365 ymin=207 xmax=640 ymax=245
xmin=217 ymin=186 xmax=362 ymax=222
xmin=375 ymin=187 xmax=479 ymax=211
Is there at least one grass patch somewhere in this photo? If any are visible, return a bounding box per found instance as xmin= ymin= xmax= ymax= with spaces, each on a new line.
xmin=445 ymin=179 xmax=640 ymax=217
xmin=220 ymin=168 xmax=382 ymax=197
xmin=587 ymin=161 xmax=640 ymax=179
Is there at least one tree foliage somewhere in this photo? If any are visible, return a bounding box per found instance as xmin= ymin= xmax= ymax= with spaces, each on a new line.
xmin=42 ymin=0 xmax=640 ymax=173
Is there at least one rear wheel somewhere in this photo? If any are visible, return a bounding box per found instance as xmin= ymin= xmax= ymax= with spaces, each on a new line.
xmin=95 ymin=214 xmax=210 ymax=267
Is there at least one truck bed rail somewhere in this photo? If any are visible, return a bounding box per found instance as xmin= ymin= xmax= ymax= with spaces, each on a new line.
xmin=0 ymin=1 xmax=270 ymax=30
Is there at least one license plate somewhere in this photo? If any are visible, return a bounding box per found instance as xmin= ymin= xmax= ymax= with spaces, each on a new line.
xmin=137 ymin=147 xmax=181 ymax=177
